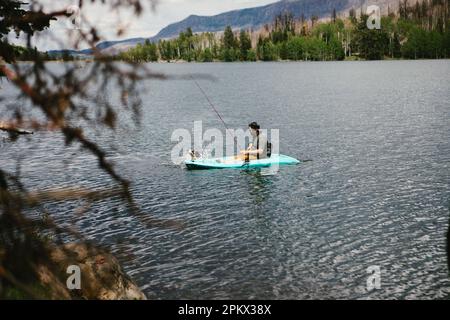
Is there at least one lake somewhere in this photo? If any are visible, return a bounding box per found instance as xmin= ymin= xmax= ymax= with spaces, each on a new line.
xmin=1 ymin=60 xmax=450 ymax=299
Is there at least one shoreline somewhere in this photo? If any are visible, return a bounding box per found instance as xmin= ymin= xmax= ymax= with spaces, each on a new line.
xmin=12 ymin=57 xmax=450 ymax=64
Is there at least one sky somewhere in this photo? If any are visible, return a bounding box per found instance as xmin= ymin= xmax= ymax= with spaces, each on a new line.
xmin=11 ymin=0 xmax=279 ymax=51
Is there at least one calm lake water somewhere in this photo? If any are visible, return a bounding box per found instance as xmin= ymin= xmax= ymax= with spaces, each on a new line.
xmin=1 ymin=60 xmax=450 ymax=299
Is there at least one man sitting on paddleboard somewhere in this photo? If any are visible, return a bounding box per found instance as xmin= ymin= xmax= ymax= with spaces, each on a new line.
xmin=239 ymin=122 xmax=268 ymax=160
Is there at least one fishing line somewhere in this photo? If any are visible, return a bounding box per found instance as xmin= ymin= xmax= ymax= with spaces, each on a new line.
xmin=190 ymin=75 xmax=243 ymax=151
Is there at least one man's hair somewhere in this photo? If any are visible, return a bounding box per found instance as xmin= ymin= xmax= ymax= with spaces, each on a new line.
xmin=248 ymin=122 xmax=260 ymax=130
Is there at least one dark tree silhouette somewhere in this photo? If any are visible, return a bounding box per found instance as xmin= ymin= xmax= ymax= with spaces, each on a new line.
xmin=0 ymin=0 xmax=185 ymax=299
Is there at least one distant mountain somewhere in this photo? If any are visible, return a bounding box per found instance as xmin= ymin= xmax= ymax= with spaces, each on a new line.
xmin=47 ymin=49 xmax=79 ymax=56
xmin=153 ymin=0 xmax=349 ymax=40
xmin=62 ymin=0 xmax=399 ymax=55
xmin=154 ymin=0 xmax=403 ymax=40
xmin=48 ymin=37 xmax=147 ymax=56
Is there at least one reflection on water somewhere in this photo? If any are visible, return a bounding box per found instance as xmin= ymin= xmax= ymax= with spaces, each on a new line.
xmin=243 ymin=168 xmax=274 ymax=207
xmin=1 ymin=60 xmax=450 ymax=299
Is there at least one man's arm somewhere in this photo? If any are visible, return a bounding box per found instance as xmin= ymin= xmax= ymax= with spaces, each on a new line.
xmin=241 ymin=147 xmax=263 ymax=155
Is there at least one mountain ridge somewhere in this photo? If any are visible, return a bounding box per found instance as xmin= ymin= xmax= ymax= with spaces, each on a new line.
xmin=57 ymin=0 xmax=399 ymax=55
xmin=153 ymin=0 xmax=349 ymax=40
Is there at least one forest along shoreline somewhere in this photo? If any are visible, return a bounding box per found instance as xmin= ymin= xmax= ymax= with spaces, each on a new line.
xmin=40 ymin=3 xmax=450 ymax=63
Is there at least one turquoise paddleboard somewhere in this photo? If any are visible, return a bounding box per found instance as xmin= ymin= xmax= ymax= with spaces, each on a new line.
xmin=185 ymin=154 xmax=300 ymax=170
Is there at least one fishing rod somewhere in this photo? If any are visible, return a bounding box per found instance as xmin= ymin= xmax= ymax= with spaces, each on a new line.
xmin=190 ymin=76 xmax=312 ymax=163
xmin=190 ymin=75 xmax=240 ymax=148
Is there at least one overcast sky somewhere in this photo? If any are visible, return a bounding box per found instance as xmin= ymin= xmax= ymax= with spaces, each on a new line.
xmin=11 ymin=0 xmax=278 ymax=51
